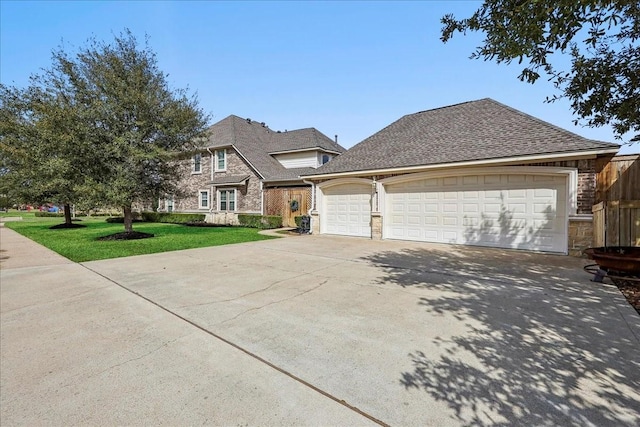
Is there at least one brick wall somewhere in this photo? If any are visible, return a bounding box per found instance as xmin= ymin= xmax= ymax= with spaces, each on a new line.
xmin=173 ymin=149 xmax=262 ymax=214
xmin=526 ymin=159 xmax=596 ymax=215
xmin=173 ymin=153 xmax=212 ymax=212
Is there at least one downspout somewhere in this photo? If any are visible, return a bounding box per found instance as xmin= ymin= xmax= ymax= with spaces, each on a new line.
xmin=206 ymin=148 xmax=215 ymax=221
xmin=260 ymin=181 xmax=264 ymax=215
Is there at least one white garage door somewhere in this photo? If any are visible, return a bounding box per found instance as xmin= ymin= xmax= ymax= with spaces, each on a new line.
xmin=384 ymin=174 xmax=567 ymax=252
xmin=323 ymin=184 xmax=372 ymax=237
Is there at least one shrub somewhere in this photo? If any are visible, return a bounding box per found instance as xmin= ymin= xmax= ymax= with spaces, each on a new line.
xmin=105 ymin=216 xmax=143 ymax=223
xmin=237 ymin=214 xmax=282 ymax=229
xmin=294 ymin=216 xmax=303 ymax=228
xmin=35 ymin=212 xmax=64 ymax=217
xmin=105 ymin=212 xmax=142 ymax=223
xmin=141 ymin=212 xmax=205 ymax=224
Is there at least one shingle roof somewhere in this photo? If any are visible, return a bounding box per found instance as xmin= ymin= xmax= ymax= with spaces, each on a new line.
xmin=306 ymin=98 xmax=619 ymax=176
xmin=201 ymin=115 xmax=345 ymax=181
xmin=210 ymin=175 xmax=250 ymax=185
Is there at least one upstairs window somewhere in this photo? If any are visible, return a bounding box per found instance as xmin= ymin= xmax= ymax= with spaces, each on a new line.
xmin=192 ymin=153 xmax=202 ymax=174
xmin=322 ymin=154 xmax=331 ymax=165
xmin=215 ymin=149 xmax=227 ymax=171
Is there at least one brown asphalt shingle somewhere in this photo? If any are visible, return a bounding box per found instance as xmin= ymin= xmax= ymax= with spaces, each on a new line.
xmin=305 ymin=98 xmax=619 ymax=176
xmin=200 ymin=115 xmax=345 ymax=181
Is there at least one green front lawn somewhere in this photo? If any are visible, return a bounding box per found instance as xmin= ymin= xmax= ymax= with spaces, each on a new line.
xmin=4 ymin=217 xmax=276 ymax=262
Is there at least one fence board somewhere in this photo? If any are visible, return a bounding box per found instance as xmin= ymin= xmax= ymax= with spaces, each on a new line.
xmin=264 ymin=187 xmax=311 ymax=227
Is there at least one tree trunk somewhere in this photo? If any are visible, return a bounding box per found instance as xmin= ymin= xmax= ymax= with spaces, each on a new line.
xmin=64 ymin=203 xmax=72 ymax=225
xmin=123 ymin=205 xmax=133 ymax=233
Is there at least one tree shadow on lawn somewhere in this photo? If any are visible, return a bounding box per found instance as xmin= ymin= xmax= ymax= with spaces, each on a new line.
xmin=361 ymin=246 xmax=640 ymax=426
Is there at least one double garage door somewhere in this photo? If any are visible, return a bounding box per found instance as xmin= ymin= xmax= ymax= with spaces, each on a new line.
xmin=322 ymin=174 xmax=568 ymax=253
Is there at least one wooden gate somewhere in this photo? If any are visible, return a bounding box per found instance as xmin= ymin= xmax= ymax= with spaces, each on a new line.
xmin=264 ymin=187 xmax=312 ymax=227
xmin=593 ymin=155 xmax=640 ymax=247
xmin=592 ymin=201 xmax=640 ymax=247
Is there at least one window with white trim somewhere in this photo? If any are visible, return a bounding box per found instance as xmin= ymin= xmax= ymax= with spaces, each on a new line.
xmin=322 ymin=154 xmax=331 ymax=165
xmin=198 ymin=190 xmax=210 ymax=209
xmin=165 ymin=197 xmax=174 ymax=213
xmin=218 ymin=188 xmax=236 ymax=211
xmin=215 ymin=149 xmax=227 ymax=171
xmin=192 ymin=153 xmax=202 ymax=174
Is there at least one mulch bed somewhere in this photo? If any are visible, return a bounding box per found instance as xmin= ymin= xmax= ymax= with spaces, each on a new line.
xmin=97 ymin=231 xmax=154 ymax=241
xmin=612 ymin=279 xmax=640 ymax=315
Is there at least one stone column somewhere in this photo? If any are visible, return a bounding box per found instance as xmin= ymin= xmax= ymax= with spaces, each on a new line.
xmin=371 ymin=212 xmax=382 ymax=240
xmin=310 ymin=210 xmax=320 ymax=235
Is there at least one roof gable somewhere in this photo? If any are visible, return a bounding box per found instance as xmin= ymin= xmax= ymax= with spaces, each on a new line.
xmin=201 ymin=115 xmax=346 ymax=181
xmin=309 ymin=98 xmax=619 ymax=176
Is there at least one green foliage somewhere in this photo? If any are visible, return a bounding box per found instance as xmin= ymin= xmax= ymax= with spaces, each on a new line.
xmin=140 ymin=212 xmax=205 ymax=224
xmin=294 ymin=216 xmax=304 ymax=228
xmin=237 ymin=214 xmax=282 ymax=229
xmin=34 ymin=212 xmax=65 ymax=217
xmin=5 ymin=217 xmax=275 ymax=262
xmin=441 ymin=0 xmax=639 ymax=143
xmin=106 ymin=213 xmax=142 ymax=223
xmin=0 ymin=29 xmax=210 ymax=233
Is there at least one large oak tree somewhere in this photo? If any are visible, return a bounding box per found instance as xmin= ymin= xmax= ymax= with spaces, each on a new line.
xmin=441 ymin=0 xmax=639 ymax=144
xmin=1 ymin=30 xmax=209 ymax=233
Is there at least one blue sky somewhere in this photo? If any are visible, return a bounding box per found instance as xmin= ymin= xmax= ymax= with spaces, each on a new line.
xmin=1 ymin=0 xmax=637 ymax=154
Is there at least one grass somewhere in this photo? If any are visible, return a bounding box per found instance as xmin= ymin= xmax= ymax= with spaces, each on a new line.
xmin=4 ymin=217 xmax=277 ymax=262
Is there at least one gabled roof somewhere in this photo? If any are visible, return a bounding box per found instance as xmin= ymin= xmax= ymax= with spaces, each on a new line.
xmin=305 ymin=98 xmax=619 ymax=176
xmin=201 ymin=115 xmax=345 ymax=181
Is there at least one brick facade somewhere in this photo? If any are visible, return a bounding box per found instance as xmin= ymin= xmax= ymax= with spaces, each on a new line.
xmin=172 ymin=149 xmax=262 ymax=215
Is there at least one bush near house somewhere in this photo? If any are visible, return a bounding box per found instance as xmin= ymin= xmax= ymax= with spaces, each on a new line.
xmin=141 ymin=212 xmax=206 ymax=224
xmin=237 ymin=214 xmax=282 ymax=229
xmin=35 ymin=212 xmax=65 ymax=218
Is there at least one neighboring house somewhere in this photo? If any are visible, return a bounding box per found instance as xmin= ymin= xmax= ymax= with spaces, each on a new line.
xmin=166 ymin=115 xmax=345 ymax=226
xmin=302 ymin=99 xmax=620 ymax=255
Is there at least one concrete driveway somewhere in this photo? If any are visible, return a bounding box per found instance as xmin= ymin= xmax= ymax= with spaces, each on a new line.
xmin=2 ymin=227 xmax=639 ymax=426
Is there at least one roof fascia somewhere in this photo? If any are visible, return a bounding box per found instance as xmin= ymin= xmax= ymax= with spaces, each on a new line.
xmin=269 ymin=148 xmax=343 ymax=156
xmin=302 ymin=148 xmax=620 ymax=180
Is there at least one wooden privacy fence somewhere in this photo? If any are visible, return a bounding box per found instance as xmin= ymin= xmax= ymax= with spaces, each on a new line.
xmin=593 ymin=155 xmax=639 ymax=247
xmin=592 ymin=201 xmax=640 ymax=247
xmin=264 ymin=187 xmax=312 ymax=228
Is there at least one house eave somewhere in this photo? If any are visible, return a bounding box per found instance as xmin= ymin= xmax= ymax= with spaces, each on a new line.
xmin=268 ymin=147 xmax=343 ymax=156
xmin=302 ymin=148 xmax=620 ymax=180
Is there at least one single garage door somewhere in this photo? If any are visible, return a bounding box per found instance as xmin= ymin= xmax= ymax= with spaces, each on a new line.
xmin=384 ymin=174 xmax=567 ymax=252
xmin=322 ymin=184 xmax=372 ymax=237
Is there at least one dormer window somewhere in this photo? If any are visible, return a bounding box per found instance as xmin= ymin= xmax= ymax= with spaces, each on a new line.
xmin=322 ymin=154 xmax=331 ymax=165
xmin=192 ymin=153 xmax=202 ymax=174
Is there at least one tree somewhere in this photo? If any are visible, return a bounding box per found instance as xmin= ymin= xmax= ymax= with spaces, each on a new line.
xmin=0 ymin=82 xmax=91 ymax=227
xmin=71 ymin=31 xmax=209 ymax=234
xmin=1 ymin=30 xmax=209 ymax=235
xmin=441 ymin=0 xmax=639 ymax=143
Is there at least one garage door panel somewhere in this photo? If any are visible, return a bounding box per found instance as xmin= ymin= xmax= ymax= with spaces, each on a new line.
xmin=323 ymin=184 xmax=371 ymax=237
xmin=384 ymin=174 xmax=567 ymax=253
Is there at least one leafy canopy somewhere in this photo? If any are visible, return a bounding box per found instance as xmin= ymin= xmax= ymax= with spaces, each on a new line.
xmin=1 ymin=30 xmax=210 ymax=231
xmin=441 ymin=0 xmax=639 ymax=143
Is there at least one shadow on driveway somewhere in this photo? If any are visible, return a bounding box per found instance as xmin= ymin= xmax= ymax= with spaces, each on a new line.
xmin=362 ymin=246 xmax=640 ymax=426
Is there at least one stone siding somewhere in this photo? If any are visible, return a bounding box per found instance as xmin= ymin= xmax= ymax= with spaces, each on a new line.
xmin=172 ymin=149 xmax=262 ymax=215
xmin=172 ymin=152 xmax=212 ymax=212
xmin=371 ymin=213 xmax=382 ymax=240
xmin=568 ymin=218 xmax=594 ymax=257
